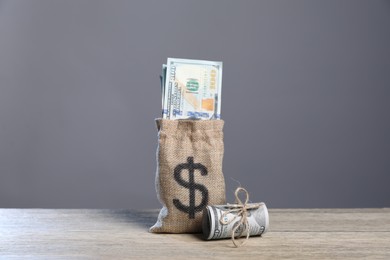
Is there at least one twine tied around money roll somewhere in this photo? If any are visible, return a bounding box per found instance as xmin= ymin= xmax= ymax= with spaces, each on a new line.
xmin=219 ymin=187 xmax=262 ymax=247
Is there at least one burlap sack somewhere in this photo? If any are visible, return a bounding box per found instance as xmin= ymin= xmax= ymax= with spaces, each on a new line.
xmin=150 ymin=119 xmax=226 ymax=233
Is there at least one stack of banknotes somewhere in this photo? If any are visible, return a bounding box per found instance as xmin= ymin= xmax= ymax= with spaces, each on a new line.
xmin=160 ymin=58 xmax=223 ymax=120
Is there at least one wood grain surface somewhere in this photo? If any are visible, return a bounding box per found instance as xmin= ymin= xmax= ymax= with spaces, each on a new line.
xmin=1 ymin=208 xmax=389 ymax=259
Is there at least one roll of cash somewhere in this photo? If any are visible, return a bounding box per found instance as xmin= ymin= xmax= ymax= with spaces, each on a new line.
xmin=202 ymin=203 xmax=269 ymax=241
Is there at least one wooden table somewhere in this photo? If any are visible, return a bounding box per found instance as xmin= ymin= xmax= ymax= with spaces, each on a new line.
xmin=1 ymin=209 xmax=389 ymax=259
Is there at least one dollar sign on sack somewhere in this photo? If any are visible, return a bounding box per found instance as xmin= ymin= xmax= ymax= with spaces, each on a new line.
xmin=173 ymin=156 xmax=209 ymax=219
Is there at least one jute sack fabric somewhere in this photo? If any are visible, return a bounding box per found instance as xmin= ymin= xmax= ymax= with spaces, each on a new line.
xmin=150 ymin=119 xmax=226 ymax=233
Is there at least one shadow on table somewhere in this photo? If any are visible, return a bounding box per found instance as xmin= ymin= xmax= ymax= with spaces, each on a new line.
xmin=106 ymin=209 xmax=159 ymax=229
xmin=106 ymin=209 xmax=210 ymax=241
xmin=106 ymin=209 xmax=206 ymax=241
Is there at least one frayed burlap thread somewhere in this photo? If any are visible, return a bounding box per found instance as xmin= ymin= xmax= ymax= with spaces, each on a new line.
xmin=150 ymin=119 xmax=226 ymax=233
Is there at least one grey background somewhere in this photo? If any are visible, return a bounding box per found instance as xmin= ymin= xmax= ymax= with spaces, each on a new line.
xmin=1 ymin=0 xmax=389 ymax=209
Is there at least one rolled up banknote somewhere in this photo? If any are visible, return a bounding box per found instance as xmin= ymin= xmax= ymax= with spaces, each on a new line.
xmin=202 ymin=203 xmax=269 ymax=241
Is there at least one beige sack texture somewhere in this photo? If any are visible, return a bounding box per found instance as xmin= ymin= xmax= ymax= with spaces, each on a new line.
xmin=150 ymin=119 xmax=226 ymax=233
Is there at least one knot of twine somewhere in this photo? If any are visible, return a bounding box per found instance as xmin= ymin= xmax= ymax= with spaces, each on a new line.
xmin=219 ymin=187 xmax=262 ymax=247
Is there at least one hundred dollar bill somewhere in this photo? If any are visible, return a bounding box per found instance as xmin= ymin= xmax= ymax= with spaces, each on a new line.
xmin=202 ymin=203 xmax=269 ymax=240
xmin=160 ymin=64 xmax=167 ymax=109
xmin=162 ymin=58 xmax=222 ymax=120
